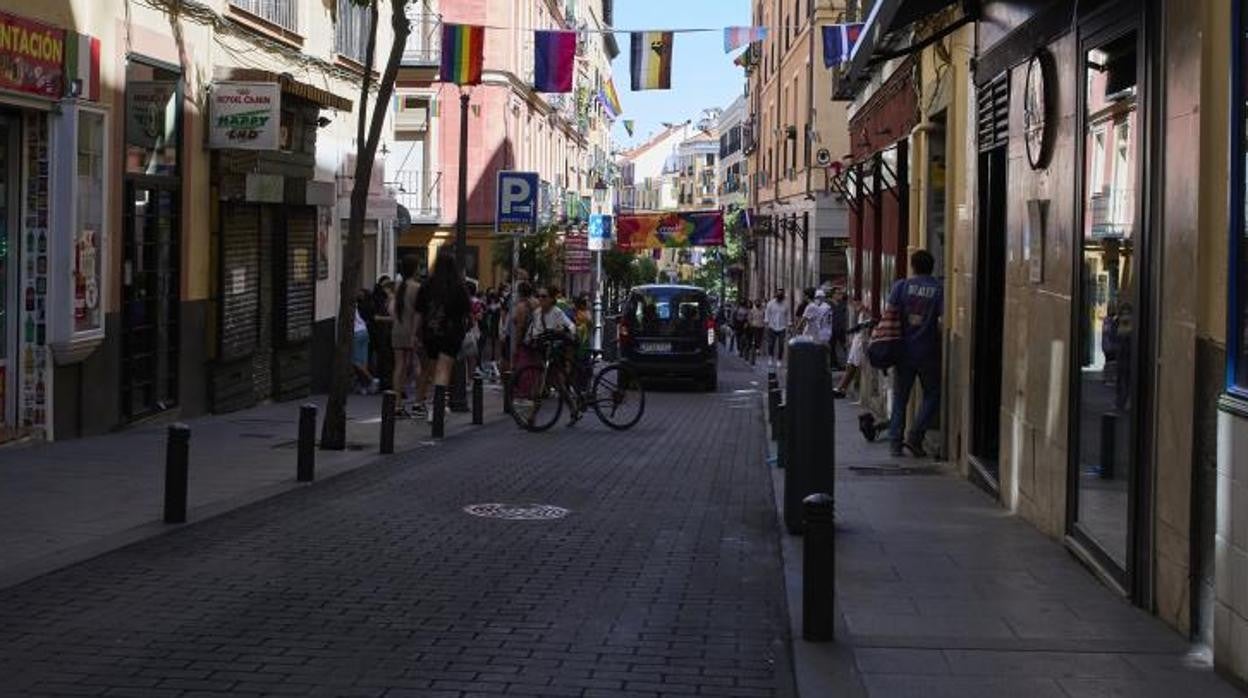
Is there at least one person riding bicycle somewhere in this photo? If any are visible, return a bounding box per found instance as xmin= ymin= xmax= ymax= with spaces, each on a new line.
xmin=525 ymin=287 xmax=580 ymax=423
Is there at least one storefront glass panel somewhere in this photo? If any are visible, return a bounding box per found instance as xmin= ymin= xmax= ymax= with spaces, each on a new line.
xmin=1073 ymin=29 xmax=1141 ymax=571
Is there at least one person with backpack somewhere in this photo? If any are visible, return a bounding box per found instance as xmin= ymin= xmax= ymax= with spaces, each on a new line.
xmin=884 ymin=249 xmax=943 ymax=457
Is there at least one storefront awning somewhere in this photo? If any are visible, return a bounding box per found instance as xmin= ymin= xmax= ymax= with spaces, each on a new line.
xmin=214 ymin=68 xmax=353 ymax=112
xmin=835 ymin=0 xmax=974 ymax=100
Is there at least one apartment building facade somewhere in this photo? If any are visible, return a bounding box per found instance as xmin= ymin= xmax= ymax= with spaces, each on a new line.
xmin=0 ymin=0 xmax=401 ymax=439
xmin=745 ymin=0 xmax=852 ymax=305
xmin=393 ymin=0 xmax=618 ymax=290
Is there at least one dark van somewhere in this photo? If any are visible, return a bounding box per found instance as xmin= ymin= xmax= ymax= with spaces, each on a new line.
xmin=618 ymin=284 xmax=718 ymax=391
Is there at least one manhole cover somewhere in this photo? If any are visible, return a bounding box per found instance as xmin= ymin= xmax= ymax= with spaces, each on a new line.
xmin=463 ymin=503 xmax=570 ymax=520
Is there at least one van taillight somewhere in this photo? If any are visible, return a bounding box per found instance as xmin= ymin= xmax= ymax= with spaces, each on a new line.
xmin=705 ymin=318 xmax=716 ymax=347
xmin=618 ymin=322 xmax=631 ymax=347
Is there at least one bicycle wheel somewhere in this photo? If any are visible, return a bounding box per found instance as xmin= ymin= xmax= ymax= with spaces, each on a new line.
xmin=591 ymin=364 xmax=645 ymax=430
xmin=510 ymin=364 xmax=564 ymax=432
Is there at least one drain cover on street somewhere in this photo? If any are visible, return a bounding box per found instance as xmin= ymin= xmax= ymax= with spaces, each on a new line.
xmin=463 ymin=503 xmax=570 ymax=520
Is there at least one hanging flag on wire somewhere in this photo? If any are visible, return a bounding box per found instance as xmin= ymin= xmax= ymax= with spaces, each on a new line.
xmin=534 ymin=30 xmax=577 ymax=92
xmin=623 ymin=120 xmax=635 ymax=137
xmin=723 ymin=26 xmax=767 ymax=53
xmin=441 ymin=23 xmax=485 ymax=85
xmin=598 ymin=77 xmax=624 ymax=119
xmin=630 ymin=31 xmax=674 ymax=90
xmin=822 ymin=23 xmax=864 ymax=68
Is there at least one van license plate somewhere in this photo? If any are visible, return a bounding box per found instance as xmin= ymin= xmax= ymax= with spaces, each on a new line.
xmin=641 ymin=342 xmax=671 ymax=353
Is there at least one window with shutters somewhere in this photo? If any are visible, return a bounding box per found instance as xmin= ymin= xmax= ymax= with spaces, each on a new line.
xmin=230 ymin=0 xmax=298 ymax=34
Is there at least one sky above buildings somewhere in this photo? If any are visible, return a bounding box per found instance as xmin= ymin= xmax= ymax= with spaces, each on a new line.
xmin=608 ymin=0 xmax=749 ymax=152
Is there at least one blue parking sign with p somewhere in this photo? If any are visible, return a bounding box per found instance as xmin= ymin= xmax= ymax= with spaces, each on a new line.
xmin=496 ymin=171 xmax=539 ymax=232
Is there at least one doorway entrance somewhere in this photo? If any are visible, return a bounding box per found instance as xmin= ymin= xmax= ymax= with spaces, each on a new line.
xmin=0 ymin=112 xmax=19 ymax=440
xmin=969 ymin=76 xmax=1009 ymax=488
xmin=1069 ymin=19 xmax=1150 ymax=593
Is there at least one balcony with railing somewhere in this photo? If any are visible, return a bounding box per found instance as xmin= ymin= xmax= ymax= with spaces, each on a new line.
xmin=393 ymin=170 xmax=442 ymax=223
xmin=229 ymin=0 xmax=298 ymax=34
xmin=402 ymin=6 xmax=441 ymax=67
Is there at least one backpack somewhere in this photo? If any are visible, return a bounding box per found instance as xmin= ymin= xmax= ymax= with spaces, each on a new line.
xmin=866 ymin=306 xmax=903 ymax=370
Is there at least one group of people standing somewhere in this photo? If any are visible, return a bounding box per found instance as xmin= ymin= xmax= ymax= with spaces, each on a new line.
xmin=348 ymin=249 xmax=594 ymax=421
xmin=722 ymin=248 xmax=943 ymax=459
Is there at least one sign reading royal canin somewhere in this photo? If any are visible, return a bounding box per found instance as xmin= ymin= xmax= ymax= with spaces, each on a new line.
xmin=208 ymin=81 xmax=281 ymax=150
xmin=0 ymin=12 xmax=66 ymax=99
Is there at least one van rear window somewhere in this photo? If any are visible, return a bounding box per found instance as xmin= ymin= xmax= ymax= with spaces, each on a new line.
xmin=626 ymin=289 xmax=706 ymax=336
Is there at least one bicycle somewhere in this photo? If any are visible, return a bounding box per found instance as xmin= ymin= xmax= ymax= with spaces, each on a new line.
xmin=510 ymin=332 xmax=646 ymax=432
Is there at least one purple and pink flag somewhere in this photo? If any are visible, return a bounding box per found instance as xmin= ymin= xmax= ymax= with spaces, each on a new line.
xmin=534 ymin=30 xmax=577 ymax=93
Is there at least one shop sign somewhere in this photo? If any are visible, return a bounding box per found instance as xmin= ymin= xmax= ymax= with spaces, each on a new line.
xmin=209 ymin=81 xmax=280 ymax=150
xmin=126 ymin=80 xmax=178 ymax=149
xmin=565 ymin=229 xmax=590 ymax=273
xmin=0 ymin=11 xmax=66 ymax=99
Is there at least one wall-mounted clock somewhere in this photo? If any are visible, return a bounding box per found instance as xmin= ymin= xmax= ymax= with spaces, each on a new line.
xmin=1024 ymin=50 xmax=1055 ymax=170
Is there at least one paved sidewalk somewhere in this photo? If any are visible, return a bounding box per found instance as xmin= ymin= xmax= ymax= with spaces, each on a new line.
xmin=0 ymin=385 xmax=506 ymax=591
xmin=750 ymin=354 xmax=1246 ymax=698
xmin=0 ymin=357 xmax=795 ymax=697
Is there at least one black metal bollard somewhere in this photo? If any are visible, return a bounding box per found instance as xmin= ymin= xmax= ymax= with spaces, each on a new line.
xmin=502 ymin=370 xmax=513 ymax=415
xmin=802 ymin=492 xmax=836 ymax=641
xmin=380 ymin=391 xmax=396 ymax=455
xmin=432 ymin=385 xmax=447 ymax=439
xmin=775 ymin=402 xmax=787 ymax=469
xmin=472 ymin=377 xmax=484 ymax=425
xmin=164 ymin=424 xmax=190 ymax=524
xmin=767 ymin=371 xmax=781 ymax=431
xmin=783 ymin=338 xmax=835 ymax=535
xmin=297 ymin=404 xmax=317 ymax=482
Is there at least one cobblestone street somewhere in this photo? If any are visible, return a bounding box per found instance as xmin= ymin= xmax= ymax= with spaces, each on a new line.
xmin=0 ymin=359 xmax=794 ymax=698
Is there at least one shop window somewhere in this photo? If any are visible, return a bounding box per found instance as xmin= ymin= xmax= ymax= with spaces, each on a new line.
xmin=1232 ymin=5 xmax=1248 ymax=392
xmin=74 ymin=111 xmax=105 ymax=335
xmin=125 ymin=62 xmax=180 ymax=176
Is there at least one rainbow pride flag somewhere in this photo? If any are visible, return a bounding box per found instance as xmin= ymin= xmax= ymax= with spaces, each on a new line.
xmin=440 ymin=23 xmax=484 ymax=85
xmin=598 ymin=77 xmax=623 ymax=119
xmin=534 ymin=30 xmax=576 ymax=93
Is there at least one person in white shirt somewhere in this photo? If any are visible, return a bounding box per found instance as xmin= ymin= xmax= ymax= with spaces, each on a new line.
xmin=526 ymin=287 xmax=576 ymax=343
xmin=764 ymin=290 xmax=789 ymax=364
xmin=796 ymin=289 xmax=833 ymax=346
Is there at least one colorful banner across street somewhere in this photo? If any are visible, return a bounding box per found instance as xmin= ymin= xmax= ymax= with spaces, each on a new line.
xmin=441 ymin=23 xmax=484 ymax=85
xmin=534 ymin=30 xmax=576 ymax=93
xmin=822 ymin=23 xmax=864 ymax=68
xmin=616 ymin=211 xmax=724 ymax=250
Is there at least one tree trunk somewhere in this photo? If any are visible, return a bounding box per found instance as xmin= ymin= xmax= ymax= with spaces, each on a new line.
xmin=322 ymin=0 xmax=411 ymax=449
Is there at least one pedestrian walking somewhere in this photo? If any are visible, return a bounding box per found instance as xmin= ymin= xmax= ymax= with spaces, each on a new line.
xmin=764 ymin=290 xmax=789 ymax=366
xmin=390 ymin=255 xmax=423 ymax=417
xmin=829 ymin=286 xmax=848 ymax=370
xmin=885 ymin=249 xmax=943 ymax=457
xmin=370 ymin=276 xmax=395 ymax=391
xmin=484 ymin=288 xmax=503 ymax=379
xmin=352 ymin=291 xmax=379 ymax=394
xmin=796 ymin=288 xmax=833 ymax=347
xmin=748 ymin=300 xmax=766 ymax=364
xmin=833 ymin=297 xmax=873 ymax=399
xmin=414 ymin=249 xmax=473 ymax=423
xmin=732 ymin=300 xmax=749 ymax=356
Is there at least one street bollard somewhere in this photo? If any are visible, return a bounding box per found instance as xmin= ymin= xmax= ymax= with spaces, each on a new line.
xmin=297 ymin=404 xmax=317 ymax=482
xmin=767 ymin=371 xmax=781 ymax=432
xmin=802 ymin=492 xmax=836 ymax=642
xmin=380 ymin=391 xmax=396 ymax=455
xmin=432 ymin=385 xmax=446 ymax=439
xmin=783 ymin=338 xmax=835 ymax=535
xmin=164 ymin=423 xmax=190 ymax=524
xmin=775 ymin=401 xmax=787 ymax=469
xmin=472 ymin=377 xmax=484 ymax=425
xmin=502 ymin=370 xmax=513 ymax=415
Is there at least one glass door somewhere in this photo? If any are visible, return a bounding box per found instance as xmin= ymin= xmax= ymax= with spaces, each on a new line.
xmin=1071 ymin=26 xmax=1145 ymax=582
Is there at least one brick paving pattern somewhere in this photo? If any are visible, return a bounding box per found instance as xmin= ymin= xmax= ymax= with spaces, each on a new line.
xmin=0 ymin=361 xmax=794 ymax=697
